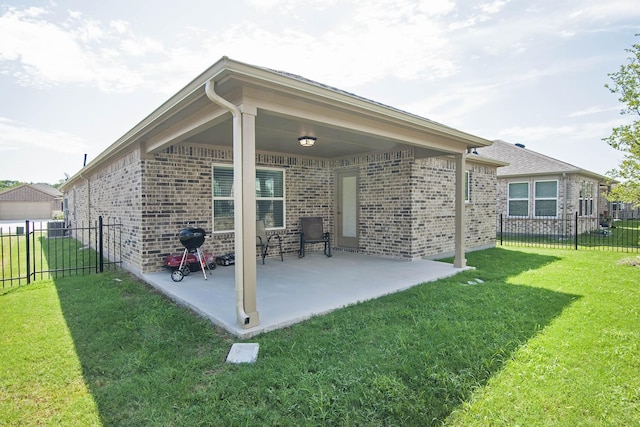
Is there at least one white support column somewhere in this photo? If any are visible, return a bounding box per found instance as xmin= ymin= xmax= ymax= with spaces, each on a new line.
xmin=236 ymin=105 xmax=259 ymax=328
xmin=204 ymin=80 xmax=259 ymax=328
xmin=454 ymin=152 xmax=467 ymax=268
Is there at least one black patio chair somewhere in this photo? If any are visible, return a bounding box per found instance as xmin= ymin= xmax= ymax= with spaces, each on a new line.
xmin=256 ymin=220 xmax=283 ymax=264
xmin=299 ymin=216 xmax=332 ymax=258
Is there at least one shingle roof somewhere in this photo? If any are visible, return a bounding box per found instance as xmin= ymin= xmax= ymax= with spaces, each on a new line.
xmin=267 ymin=68 xmax=461 ymax=133
xmin=476 ymin=139 xmax=607 ymax=181
xmin=30 ymin=183 xmax=63 ymax=197
xmin=0 ymin=183 xmax=62 ymax=198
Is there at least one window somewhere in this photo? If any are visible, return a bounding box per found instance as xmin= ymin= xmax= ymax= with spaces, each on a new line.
xmin=579 ymin=187 xmax=583 ymax=216
xmin=212 ymin=165 xmax=285 ymax=232
xmin=534 ymin=180 xmax=558 ymax=217
xmin=256 ymin=168 xmax=285 ymax=228
xmin=465 ymin=171 xmax=470 ymax=202
xmin=612 ymin=202 xmax=623 ymax=213
xmin=212 ymin=166 xmax=234 ymax=232
xmin=579 ymin=181 xmax=594 ymax=217
xmin=508 ymin=182 xmax=529 ymax=216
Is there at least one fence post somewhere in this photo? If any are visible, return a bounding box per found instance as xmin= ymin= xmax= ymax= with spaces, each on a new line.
xmin=99 ymin=216 xmax=104 ymax=273
xmin=25 ymin=220 xmax=30 ymax=284
xmin=574 ymin=212 xmax=578 ymax=250
xmin=499 ymin=214 xmax=503 ymax=245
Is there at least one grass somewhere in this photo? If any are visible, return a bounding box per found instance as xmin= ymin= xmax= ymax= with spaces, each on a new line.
xmin=0 ymin=234 xmax=31 ymax=286
xmin=597 ymin=219 xmax=640 ymax=247
xmin=1 ymin=232 xmax=98 ymax=290
xmin=500 ymin=218 xmax=640 ymax=250
xmin=446 ymin=250 xmax=640 ymax=426
xmin=1 ymin=248 xmax=639 ymax=426
xmin=0 ymin=281 xmax=101 ymax=425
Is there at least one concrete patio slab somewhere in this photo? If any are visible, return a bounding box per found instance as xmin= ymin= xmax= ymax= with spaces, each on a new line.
xmin=143 ymin=251 xmax=470 ymax=338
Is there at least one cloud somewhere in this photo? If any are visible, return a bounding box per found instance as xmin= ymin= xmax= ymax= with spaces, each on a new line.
xmin=448 ymin=0 xmax=511 ymax=29
xmin=493 ymin=119 xmax=628 ymax=175
xmin=567 ymin=105 xmax=623 ymax=118
xmin=150 ymin=0 xmax=462 ymax=92
xmin=478 ymin=0 xmax=511 ymax=15
xmin=497 ymin=118 xmax=624 ymax=143
xmin=413 ymin=0 xmax=455 ymax=16
xmin=0 ymin=7 xmax=93 ymax=85
xmin=399 ymin=79 xmax=507 ymax=125
xmin=0 ymin=6 xmax=165 ymax=92
xmin=0 ymin=1 xmax=463 ymax=95
xmin=1 ymin=0 xmax=637 ymax=100
xmin=0 ymin=117 xmax=89 ymax=154
xmin=569 ymin=0 xmax=640 ymax=22
xmin=247 ymin=0 xmax=337 ymax=13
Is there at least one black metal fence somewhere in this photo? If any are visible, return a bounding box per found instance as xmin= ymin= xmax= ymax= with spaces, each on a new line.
xmin=0 ymin=216 xmax=122 ymax=289
xmin=498 ymin=212 xmax=640 ymax=252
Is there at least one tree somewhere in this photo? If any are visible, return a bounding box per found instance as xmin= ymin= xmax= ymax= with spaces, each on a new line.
xmin=52 ymin=179 xmax=66 ymax=189
xmin=604 ymin=37 xmax=640 ymax=206
xmin=0 ymin=180 xmax=21 ymax=192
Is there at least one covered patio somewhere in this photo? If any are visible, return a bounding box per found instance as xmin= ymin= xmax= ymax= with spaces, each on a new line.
xmin=143 ymin=251 xmax=471 ymax=338
xmin=61 ymin=57 xmax=497 ymax=334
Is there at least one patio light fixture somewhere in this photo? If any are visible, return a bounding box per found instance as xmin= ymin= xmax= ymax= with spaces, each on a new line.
xmin=298 ymin=136 xmax=316 ymax=147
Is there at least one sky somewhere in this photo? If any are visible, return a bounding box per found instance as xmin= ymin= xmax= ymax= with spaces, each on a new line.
xmin=0 ymin=0 xmax=638 ymax=184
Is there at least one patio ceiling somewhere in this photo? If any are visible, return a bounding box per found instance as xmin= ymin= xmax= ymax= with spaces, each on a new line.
xmin=143 ymin=93 xmax=468 ymax=161
xmin=182 ymin=109 xmax=420 ymax=159
xmin=138 ymin=84 xmax=462 ymax=160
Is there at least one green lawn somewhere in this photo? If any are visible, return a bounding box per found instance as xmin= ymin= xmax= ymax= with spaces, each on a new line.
xmin=0 ymin=234 xmax=32 ymax=286
xmin=1 ymin=233 xmax=97 ymax=289
xmin=500 ymin=218 xmax=640 ymax=250
xmin=1 ymin=247 xmax=638 ymax=426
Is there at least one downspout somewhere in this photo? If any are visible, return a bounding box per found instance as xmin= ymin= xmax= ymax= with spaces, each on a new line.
xmin=79 ymin=171 xmax=91 ymax=228
xmin=204 ymin=79 xmax=250 ymax=325
xmin=562 ymin=173 xmax=567 ymax=236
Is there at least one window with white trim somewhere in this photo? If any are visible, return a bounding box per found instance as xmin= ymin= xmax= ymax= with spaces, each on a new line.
xmin=534 ymin=180 xmax=558 ymax=217
xmin=256 ymin=167 xmax=285 ymax=228
xmin=212 ymin=164 xmax=285 ymax=233
xmin=508 ymin=182 xmax=529 ymax=216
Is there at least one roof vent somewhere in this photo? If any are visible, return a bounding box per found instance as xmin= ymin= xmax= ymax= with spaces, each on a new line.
xmin=515 ymin=143 xmax=525 ymax=148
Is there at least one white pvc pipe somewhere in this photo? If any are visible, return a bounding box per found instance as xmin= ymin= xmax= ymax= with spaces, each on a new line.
xmin=204 ymin=79 xmax=250 ymax=325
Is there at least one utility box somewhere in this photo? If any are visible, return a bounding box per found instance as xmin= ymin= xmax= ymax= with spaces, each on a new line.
xmin=47 ymin=221 xmax=65 ymax=238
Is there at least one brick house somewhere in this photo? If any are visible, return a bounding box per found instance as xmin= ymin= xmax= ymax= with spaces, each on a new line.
xmin=60 ymin=57 xmax=503 ymax=329
xmin=0 ymin=183 xmax=62 ymax=220
xmin=475 ymin=139 xmax=610 ymax=234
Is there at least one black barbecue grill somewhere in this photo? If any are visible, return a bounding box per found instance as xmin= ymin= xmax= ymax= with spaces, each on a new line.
xmin=171 ymin=227 xmax=213 ymax=282
xmin=179 ymin=227 xmax=206 ymax=251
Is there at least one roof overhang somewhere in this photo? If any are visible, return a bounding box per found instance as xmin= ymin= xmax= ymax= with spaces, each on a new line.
xmin=62 ymin=57 xmax=493 ymax=190
xmin=498 ymin=169 xmax=611 ymax=182
xmin=465 ymin=154 xmax=509 ymax=167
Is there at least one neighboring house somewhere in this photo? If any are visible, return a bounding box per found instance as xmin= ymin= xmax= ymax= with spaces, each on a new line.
xmin=476 ymin=139 xmax=610 ymax=233
xmin=0 ymin=183 xmax=62 ymax=220
xmin=608 ymin=190 xmax=640 ymax=220
xmin=611 ymin=202 xmax=640 ymax=219
xmin=61 ymin=57 xmax=503 ymax=329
